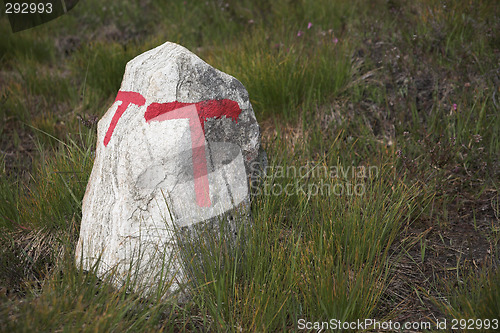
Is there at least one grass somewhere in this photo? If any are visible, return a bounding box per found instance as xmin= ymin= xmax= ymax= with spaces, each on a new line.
xmin=206 ymin=27 xmax=352 ymax=119
xmin=1 ymin=0 xmax=499 ymax=331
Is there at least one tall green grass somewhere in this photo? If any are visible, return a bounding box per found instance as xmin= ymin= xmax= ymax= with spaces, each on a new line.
xmin=176 ymin=140 xmax=419 ymax=331
xmin=0 ymin=127 xmax=94 ymax=231
xmin=1 ymin=136 xmax=419 ymax=331
xmin=0 ymin=0 xmax=498 ymax=331
xmin=1 ymin=250 xmax=187 ymax=332
xmin=435 ymin=268 xmax=500 ymax=324
xmin=206 ymin=26 xmax=351 ymax=120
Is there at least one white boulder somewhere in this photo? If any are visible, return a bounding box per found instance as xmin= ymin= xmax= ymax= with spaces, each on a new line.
xmin=75 ymin=42 xmax=265 ymax=296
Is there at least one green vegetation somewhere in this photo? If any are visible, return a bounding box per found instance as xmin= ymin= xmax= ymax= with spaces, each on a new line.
xmin=1 ymin=0 xmax=498 ymax=331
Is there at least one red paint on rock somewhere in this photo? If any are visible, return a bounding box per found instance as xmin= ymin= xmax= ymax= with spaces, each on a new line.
xmin=144 ymin=99 xmax=242 ymax=208
xmin=102 ymin=91 xmax=242 ymax=208
xmin=104 ymin=91 xmax=146 ymax=146
xmin=144 ymin=99 xmax=242 ymax=133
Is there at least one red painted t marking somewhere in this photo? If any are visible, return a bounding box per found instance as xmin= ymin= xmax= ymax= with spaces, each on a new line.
xmin=145 ymin=99 xmax=242 ymax=208
xmin=144 ymin=99 xmax=242 ymax=134
xmin=104 ymin=91 xmax=146 ymax=146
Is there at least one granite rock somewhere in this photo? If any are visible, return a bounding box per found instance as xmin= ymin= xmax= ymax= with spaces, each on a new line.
xmin=75 ymin=41 xmax=266 ymax=297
